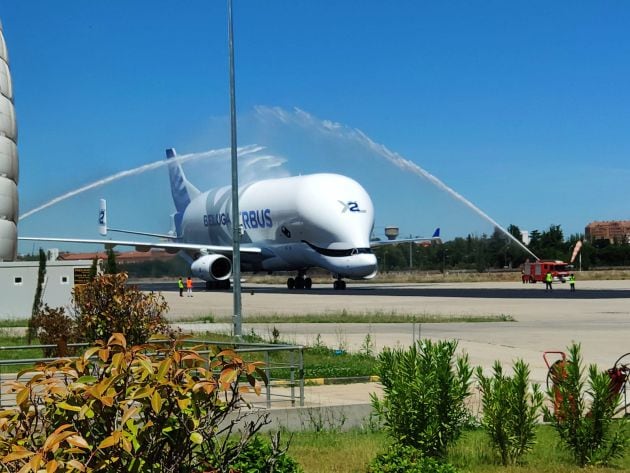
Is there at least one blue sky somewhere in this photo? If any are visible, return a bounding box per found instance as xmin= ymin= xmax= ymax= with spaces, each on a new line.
xmin=2 ymin=1 xmax=630 ymax=253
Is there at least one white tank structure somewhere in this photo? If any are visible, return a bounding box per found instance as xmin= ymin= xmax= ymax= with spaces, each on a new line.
xmin=0 ymin=19 xmax=18 ymax=261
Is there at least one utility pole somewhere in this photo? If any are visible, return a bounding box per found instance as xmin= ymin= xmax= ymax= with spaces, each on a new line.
xmin=227 ymin=0 xmax=242 ymax=338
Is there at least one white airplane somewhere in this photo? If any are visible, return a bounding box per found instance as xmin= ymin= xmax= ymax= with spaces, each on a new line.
xmin=21 ymin=149 xmax=441 ymax=290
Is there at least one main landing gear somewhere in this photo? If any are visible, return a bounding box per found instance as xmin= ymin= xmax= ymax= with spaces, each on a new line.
xmin=333 ymin=278 xmax=346 ymax=290
xmin=287 ymin=271 xmax=313 ymax=290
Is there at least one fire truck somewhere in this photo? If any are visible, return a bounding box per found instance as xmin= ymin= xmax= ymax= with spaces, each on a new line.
xmin=522 ymin=260 xmax=571 ymax=284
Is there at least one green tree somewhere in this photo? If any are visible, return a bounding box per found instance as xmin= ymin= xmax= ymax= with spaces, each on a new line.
xmin=105 ymin=247 xmax=118 ymax=274
xmin=27 ymin=249 xmax=47 ymax=343
xmin=88 ymin=256 xmax=98 ymax=281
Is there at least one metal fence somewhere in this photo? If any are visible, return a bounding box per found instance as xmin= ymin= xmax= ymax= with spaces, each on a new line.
xmin=0 ymin=339 xmax=304 ymax=409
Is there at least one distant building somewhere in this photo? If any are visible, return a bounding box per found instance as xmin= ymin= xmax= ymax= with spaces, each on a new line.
xmin=585 ymin=220 xmax=630 ymax=243
xmin=59 ymin=249 xmax=176 ymax=265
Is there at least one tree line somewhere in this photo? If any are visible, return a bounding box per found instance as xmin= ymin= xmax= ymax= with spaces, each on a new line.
xmin=373 ymin=224 xmax=630 ymax=272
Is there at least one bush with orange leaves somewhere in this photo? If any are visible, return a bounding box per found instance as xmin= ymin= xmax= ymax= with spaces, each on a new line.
xmin=0 ymin=333 xmax=289 ymax=473
xmin=72 ymin=272 xmax=171 ymax=347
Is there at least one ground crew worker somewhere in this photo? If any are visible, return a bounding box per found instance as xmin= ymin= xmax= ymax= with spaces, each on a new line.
xmin=545 ymin=272 xmax=553 ymax=291
xmin=178 ymin=277 xmax=184 ymax=297
xmin=186 ymin=276 xmax=193 ymax=297
xmin=569 ymin=273 xmax=575 ymax=292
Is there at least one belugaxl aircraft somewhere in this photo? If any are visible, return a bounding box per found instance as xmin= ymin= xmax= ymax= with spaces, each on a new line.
xmin=21 ymin=149 xmax=440 ymax=290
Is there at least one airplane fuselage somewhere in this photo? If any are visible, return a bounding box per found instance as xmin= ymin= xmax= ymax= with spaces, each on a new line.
xmin=180 ymin=173 xmax=377 ymax=279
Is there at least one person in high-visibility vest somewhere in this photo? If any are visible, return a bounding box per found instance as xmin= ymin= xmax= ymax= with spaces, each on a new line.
xmin=186 ymin=276 xmax=194 ymax=297
xmin=569 ymin=273 xmax=575 ymax=292
xmin=545 ymin=272 xmax=553 ymax=291
xmin=178 ymin=277 xmax=184 ymax=297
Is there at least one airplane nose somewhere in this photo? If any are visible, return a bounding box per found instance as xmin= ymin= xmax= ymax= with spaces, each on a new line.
xmin=346 ymin=253 xmax=378 ymax=278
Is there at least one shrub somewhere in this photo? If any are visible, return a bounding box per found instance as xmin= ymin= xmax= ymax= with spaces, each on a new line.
xmin=371 ymin=339 xmax=472 ymax=457
xmin=29 ymin=304 xmax=78 ymax=356
xmin=476 ymin=359 xmax=543 ymax=465
xmin=543 ymin=343 xmax=629 ymax=466
xmin=73 ymin=272 xmax=171 ymax=345
xmin=227 ymin=434 xmax=302 ymax=473
xmin=0 ymin=333 xmax=280 ymax=472
xmin=367 ymin=443 xmax=460 ymax=473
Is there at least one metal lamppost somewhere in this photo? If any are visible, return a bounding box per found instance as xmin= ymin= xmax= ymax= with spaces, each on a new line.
xmin=227 ymin=0 xmax=242 ymax=338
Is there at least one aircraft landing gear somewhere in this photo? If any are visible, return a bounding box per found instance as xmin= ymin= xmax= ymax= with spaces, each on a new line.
xmin=333 ymin=279 xmax=346 ymax=290
xmin=287 ymin=272 xmax=312 ymax=290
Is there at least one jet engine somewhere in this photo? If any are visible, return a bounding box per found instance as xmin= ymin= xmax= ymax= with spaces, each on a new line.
xmin=191 ymin=254 xmax=232 ymax=281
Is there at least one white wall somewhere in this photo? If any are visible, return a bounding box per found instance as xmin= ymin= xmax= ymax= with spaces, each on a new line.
xmin=0 ymin=260 xmax=91 ymax=319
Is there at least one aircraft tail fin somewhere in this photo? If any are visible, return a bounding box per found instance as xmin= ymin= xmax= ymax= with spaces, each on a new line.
xmin=166 ymin=148 xmax=200 ymax=237
xmin=432 ymin=227 xmax=440 ymax=238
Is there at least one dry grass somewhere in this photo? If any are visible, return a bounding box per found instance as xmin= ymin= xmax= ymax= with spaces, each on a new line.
xmin=247 ymin=269 xmax=630 ymax=285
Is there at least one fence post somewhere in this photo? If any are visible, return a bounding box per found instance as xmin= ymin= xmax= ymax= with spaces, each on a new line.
xmin=299 ymin=347 xmax=304 ymax=407
xmin=265 ymin=350 xmax=271 ymax=408
xmin=290 ymin=349 xmax=295 ymax=407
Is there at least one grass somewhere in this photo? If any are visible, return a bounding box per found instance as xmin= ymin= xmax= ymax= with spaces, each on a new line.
xmin=178 ymin=311 xmax=515 ymax=324
xmin=245 ymin=268 xmax=630 ymax=285
xmin=0 ymin=319 xmax=29 ymax=328
xmin=181 ymin=330 xmax=379 ymax=380
xmin=0 ymin=332 xmax=46 ymax=374
xmin=288 ymin=431 xmax=387 ymax=473
xmin=287 ymin=425 xmax=630 ymax=473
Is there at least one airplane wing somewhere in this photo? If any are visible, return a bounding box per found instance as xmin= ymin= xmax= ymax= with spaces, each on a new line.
xmin=370 ymin=228 xmax=442 ymax=247
xmin=18 ymin=236 xmax=262 ymax=256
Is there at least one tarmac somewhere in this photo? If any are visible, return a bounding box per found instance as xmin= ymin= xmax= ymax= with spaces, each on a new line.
xmin=147 ymin=278 xmax=630 ymax=423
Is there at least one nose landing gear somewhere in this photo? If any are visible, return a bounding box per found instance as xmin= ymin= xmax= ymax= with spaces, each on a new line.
xmin=286 ymin=271 xmax=312 ymax=290
xmin=333 ymin=278 xmax=346 ymax=290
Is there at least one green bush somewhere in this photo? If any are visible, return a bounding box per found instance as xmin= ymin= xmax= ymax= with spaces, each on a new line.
xmin=371 ymin=339 xmax=472 ymax=457
xmin=228 ymin=434 xmax=302 ymax=473
xmin=367 ymin=443 xmax=460 ymax=473
xmin=0 ymin=334 xmax=277 ymax=472
xmin=476 ymin=359 xmax=543 ymax=465
xmin=543 ymin=343 xmax=629 ymax=466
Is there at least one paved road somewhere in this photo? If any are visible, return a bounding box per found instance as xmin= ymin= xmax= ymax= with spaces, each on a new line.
xmin=134 ymin=279 xmax=630 ymax=387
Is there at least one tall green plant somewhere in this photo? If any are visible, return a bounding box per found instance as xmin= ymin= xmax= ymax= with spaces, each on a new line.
xmin=27 ymin=248 xmax=47 ymax=343
xmin=88 ymin=256 xmax=98 ymax=281
xmin=105 ymin=247 xmax=117 ymax=274
xmin=476 ymin=359 xmax=543 ymax=465
xmin=371 ymin=339 xmax=472 ymax=457
xmin=543 ymin=343 xmax=629 ymax=466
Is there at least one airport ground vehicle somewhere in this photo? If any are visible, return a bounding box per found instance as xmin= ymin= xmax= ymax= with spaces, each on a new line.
xmin=522 ymin=260 xmax=571 ymax=283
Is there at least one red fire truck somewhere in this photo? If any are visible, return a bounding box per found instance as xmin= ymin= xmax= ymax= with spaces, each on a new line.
xmin=522 ymin=260 xmax=571 ymax=284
